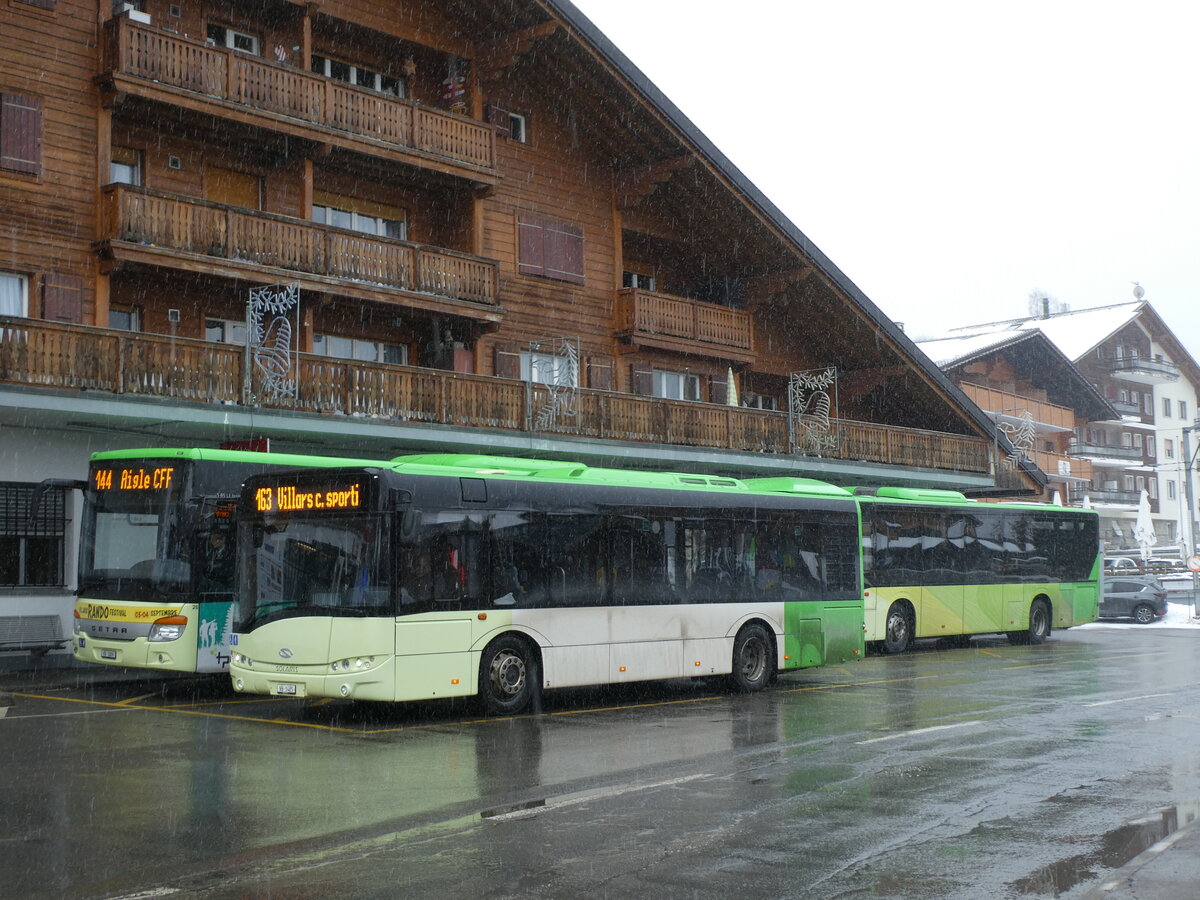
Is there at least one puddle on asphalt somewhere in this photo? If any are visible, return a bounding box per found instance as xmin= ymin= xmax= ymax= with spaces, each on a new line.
xmin=1012 ymin=799 xmax=1200 ymax=895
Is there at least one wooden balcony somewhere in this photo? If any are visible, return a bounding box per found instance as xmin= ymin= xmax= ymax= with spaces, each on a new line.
xmin=98 ymin=185 xmax=501 ymax=322
xmin=960 ymin=383 xmax=1077 ymax=432
xmin=100 ymin=18 xmax=496 ymax=182
xmin=0 ymin=317 xmax=995 ymax=478
xmin=616 ymin=289 xmax=754 ymax=363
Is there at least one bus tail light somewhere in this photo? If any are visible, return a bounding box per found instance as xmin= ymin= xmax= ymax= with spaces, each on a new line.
xmin=149 ymin=615 xmax=188 ymax=642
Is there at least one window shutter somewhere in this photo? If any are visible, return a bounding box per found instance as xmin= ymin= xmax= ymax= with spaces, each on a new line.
xmin=517 ymin=216 xmax=545 ymax=278
xmin=1 ymin=93 xmax=42 ymax=175
xmin=517 ymin=214 xmax=583 ymax=285
xmin=42 ymin=274 xmax=83 ymax=323
xmin=544 ymin=221 xmax=584 ymax=285
xmin=585 ymin=355 xmax=614 ymax=391
xmin=16 ymin=0 xmax=57 ymax=8
xmin=630 ymin=364 xmax=653 ymax=396
xmin=485 ymin=103 xmax=511 ymax=138
xmin=494 ymin=343 xmax=521 ymax=379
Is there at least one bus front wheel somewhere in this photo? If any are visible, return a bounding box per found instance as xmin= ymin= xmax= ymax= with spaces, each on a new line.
xmin=730 ymin=624 xmax=775 ymax=692
xmin=479 ymin=635 xmax=538 ymax=715
xmin=883 ymin=603 xmax=913 ymax=654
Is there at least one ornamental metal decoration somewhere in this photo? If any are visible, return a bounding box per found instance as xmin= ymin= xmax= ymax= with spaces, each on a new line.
xmin=996 ymin=409 xmax=1036 ymax=470
xmin=788 ymin=367 xmax=839 ymax=455
xmin=245 ymin=283 xmax=300 ymax=405
xmin=526 ymin=336 xmax=580 ymax=431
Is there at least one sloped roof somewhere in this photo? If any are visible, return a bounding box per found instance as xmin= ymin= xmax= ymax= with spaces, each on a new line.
xmin=941 ymin=301 xmax=1200 ymax=388
xmin=916 ymin=329 xmax=1118 ymax=422
xmin=543 ymin=0 xmax=1043 ymax=490
xmin=946 ymin=303 xmax=1142 ymax=360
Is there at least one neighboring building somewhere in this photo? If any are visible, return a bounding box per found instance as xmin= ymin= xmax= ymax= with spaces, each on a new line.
xmin=917 ymin=330 xmax=1118 ymax=504
xmin=0 ymin=0 xmax=1033 ymax=658
xmin=932 ymin=298 xmax=1200 ymax=553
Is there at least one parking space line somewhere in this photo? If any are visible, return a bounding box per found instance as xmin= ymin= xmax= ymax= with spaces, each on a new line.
xmin=1085 ymin=692 xmax=1172 ymax=708
xmin=857 ymin=720 xmax=983 ymax=744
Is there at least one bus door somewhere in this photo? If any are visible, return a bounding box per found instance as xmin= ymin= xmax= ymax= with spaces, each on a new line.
xmin=914 ymin=509 xmax=964 ymax=637
xmin=194 ymin=499 xmax=238 ymax=671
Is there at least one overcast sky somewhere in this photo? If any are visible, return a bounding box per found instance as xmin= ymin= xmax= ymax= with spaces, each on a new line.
xmin=571 ymin=0 xmax=1200 ymax=361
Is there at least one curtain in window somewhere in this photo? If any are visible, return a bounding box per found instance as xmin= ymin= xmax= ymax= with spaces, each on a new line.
xmin=0 ymin=274 xmax=25 ymax=317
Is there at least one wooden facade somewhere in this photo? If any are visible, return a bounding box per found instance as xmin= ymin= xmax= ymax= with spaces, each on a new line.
xmin=0 ymin=0 xmax=1021 ymax=486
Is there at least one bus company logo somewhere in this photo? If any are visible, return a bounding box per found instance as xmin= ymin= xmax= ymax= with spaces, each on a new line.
xmin=278 ymin=648 xmax=294 ymax=659
xmin=90 ymin=624 xmax=129 ymax=637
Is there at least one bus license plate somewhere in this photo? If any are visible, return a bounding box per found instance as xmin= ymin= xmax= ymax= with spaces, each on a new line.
xmin=100 ymin=649 xmax=117 ymax=660
xmin=275 ymin=683 xmax=297 ymax=695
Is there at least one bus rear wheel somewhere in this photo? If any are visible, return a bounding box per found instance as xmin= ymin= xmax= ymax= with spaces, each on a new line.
xmin=479 ymin=635 xmax=538 ymax=715
xmin=1008 ymin=599 xmax=1051 ymax=645
xmin=730 ymin=624 xmax=774 ymax=692
xmin=883 ymin=603 xmax=913 ymax=654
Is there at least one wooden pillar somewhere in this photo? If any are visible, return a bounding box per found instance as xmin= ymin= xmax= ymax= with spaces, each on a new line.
xmin=94 ymin=105 xmax=113 ymax=327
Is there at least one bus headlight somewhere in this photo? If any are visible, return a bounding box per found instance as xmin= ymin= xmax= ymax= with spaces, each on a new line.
xmin=148 ymin=615 xmax=188 ymax=642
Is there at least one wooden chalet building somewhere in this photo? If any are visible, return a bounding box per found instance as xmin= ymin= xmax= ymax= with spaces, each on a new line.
xmin=0 ymin=0 xmax=1039 ymax=656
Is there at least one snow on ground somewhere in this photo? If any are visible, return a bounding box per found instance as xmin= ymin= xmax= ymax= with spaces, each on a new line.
xmin=1077 ymin=599 xmax=1200 ymax=630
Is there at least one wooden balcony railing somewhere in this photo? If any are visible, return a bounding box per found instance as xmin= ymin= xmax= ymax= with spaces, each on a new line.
xmin=103 ymin=18 xmax=495 ymax=173
xmin=617 ymin=289 xmax=753 ymax=354
xmin=960 ymin=383 xmax=1077 ymax=432
xmin=100 ymin=185 xmax=498 ymax=307
xmin=0 ymin=317 xmax=996 ymax=477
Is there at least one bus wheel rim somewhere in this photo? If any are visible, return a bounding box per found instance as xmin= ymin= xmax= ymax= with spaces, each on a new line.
xmin=491 ymin=650 xmax=525 ymax=697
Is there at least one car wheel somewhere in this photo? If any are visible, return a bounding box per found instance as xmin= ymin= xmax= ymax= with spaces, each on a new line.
xmin=1132 ymin=603 xmax=1156 ymax=625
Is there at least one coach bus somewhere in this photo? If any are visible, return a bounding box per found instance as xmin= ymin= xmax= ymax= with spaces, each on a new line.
xmin=229 ymin=455 xmax=867 ymax=712
xmin=855 ymin=487 xmax=1101 ymax=653
xmin=73 ymin=448 xmax=379 ymax=673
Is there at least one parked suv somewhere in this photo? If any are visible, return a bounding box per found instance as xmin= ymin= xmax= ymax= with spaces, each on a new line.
xmin=1104 ymin=557 xmax=1140 ymax=572
xmin=1099 ymin=576 xmax=1168 ymax=624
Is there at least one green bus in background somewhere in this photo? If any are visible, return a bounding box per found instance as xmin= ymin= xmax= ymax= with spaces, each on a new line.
xmin=74 ymin=448 xmax=380 ymax=673
xmin=855 ymin=487 xmax=1101 ymax=653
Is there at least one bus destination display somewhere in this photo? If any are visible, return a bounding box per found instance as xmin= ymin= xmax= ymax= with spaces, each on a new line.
xmin=254 ymin=481 xmax=363 ymax=513
xmin=92 ymin=465 xmax=176 ymax=492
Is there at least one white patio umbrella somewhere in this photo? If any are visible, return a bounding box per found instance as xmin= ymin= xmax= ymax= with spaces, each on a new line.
xmin=1051 ymin=490 xmax=1062 ymax=506
xmin=726 ymin=367 xmax=738 ymax=406
xmin=1133 ymin=489 xmax=1155 ymax=562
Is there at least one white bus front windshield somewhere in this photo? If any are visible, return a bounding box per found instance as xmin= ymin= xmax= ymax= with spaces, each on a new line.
xmin=239 ymin=514 xmax=392 ymax=626
xmin=81 ymin=484 xmax=192 ymax=599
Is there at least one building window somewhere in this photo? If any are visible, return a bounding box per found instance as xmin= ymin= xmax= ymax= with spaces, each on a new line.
xmin=1124 ymin=476 xmax=1135 ymax=491
xmin=108 ymin=305 xmax=141 ymax=332
xmin=506 ymin=112 xmax=525 ymax=142
xmin=1163 ymin=397 xmax=1172 ymax=417
xmin=0 ymin=272 xmax=28 ymax=317
xmin=1 ymin=92 xmax=42 ymax=175
xmin=310 ymin=55 xmax=404 ymax=97
xmin=313 ymin=333 xmax=407 ymax=365
xmin=205 ymin=317 xmax=248 ymax=345
xmin=517 ymin=214 xmax=584 ymax=285
xmin=653 ymin=369 xmax=701 ymax=402
xmin=1149 ymin=479 xmax=1158 ymax=500
xmin=1146 ymin=436 xmax=1155 ymax=457
xmin=0 ymin=482 xmax=66 ymax=587
xmin=207 ymin=24 xmax=260 ymax=55
xmin=744 ymin=392 xmax=778 ymax=411
xmin=1168 ymin=480 xmax=1177 ymax=500
xmin=622 ymin=269 xmax=656 ymax=292
xmin=1136 ymin=476 xmax=1145 ymax=491
xmin=109 ymin=146 xmax=141 ymax=185
xmin=1165 ymin=439 xmax=1175 ymax=459
xmin=519 ymin=351 xmax=578 ymax=387
xmin=311 ymin=202 xmax=406 ymax=240
xmin=1180 ymin=400 xmax=1188 ymax=420
xmin=1118 ymin=390 xmax=1129 ymax=404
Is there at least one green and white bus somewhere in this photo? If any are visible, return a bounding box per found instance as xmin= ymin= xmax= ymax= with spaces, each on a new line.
xmin=74 ymin=448 xmax=379 ymax=673
xmin=856 ymin=487 xmax=1101 ymax=653
xmin=230 ymin=455 xmax=866 ymax=712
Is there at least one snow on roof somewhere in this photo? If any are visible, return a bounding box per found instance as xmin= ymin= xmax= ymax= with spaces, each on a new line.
xmin=914 ymin=332 xmax=1026 ymax=367
xmin=944 ymin=303 xmax=1142 ymax=361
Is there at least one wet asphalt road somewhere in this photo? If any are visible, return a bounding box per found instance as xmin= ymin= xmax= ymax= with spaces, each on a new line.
xmin=3 ymin=617 xmax=1200 ymax=900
